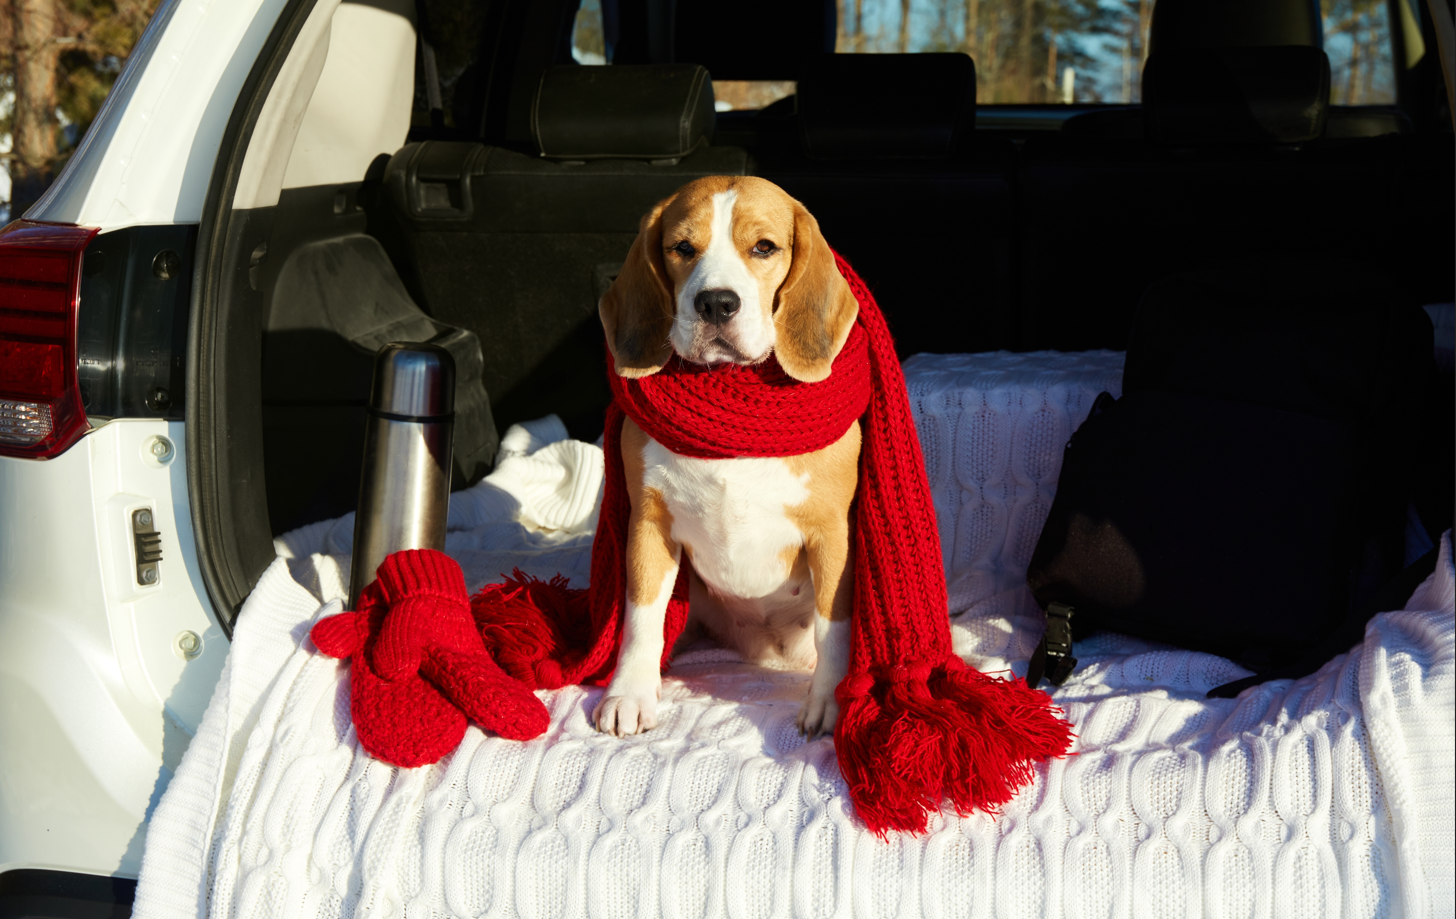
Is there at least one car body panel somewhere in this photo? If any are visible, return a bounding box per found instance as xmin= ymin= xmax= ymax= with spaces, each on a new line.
xmin=25 ymin=0 xmax=290 ymax=232
xmin=0 ymin=420 xmax=226 ymax=879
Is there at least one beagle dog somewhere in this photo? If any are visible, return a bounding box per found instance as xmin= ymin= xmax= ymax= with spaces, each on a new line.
xmin=594 ymin=176 xmax=861 ymax=738
xmin=591 ymin=177 xmax=861 ymax=739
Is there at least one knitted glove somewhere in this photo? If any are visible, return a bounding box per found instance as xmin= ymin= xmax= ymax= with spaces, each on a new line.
xmin=310 ymin=549 xmax=548 ymax=768
xmin=310 ymin=578 xmax=466 ymax=767
xmin=370 ymin=549 xmax=550 ymax=739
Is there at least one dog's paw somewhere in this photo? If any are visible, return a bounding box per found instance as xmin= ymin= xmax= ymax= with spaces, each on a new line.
xmin=592 ymin=674 xmax=662 ymax=736
xmin=796 ymin=686 xmax=840 ymax=738
xmin=799 ymin=619 xmax=849 ymax=737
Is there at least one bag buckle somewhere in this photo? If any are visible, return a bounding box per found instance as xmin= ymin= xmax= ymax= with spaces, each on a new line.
xmin=1028 ymin=602 xmax=1078 ymax=688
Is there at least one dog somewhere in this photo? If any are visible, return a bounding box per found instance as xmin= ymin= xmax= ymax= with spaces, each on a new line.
xmin=594 ymin=175 xmax=862 ymax=739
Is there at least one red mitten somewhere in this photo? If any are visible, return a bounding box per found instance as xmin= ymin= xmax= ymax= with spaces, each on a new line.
xmin=371 ymin=549 xmax=548 ymax=742
xmin=310 ymin=579 xmax=468 ymax=767
xmin=310 ymin=549 xmax=549 ymax=768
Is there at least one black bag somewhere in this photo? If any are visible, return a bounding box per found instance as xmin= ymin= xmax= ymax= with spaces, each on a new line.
xmin=1026 ymin=262 xmax=1437 ymax=696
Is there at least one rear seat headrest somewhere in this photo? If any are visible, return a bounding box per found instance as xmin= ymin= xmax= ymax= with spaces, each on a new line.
xmin=1143 ymin=46 xmax=1330 ymax=144
xmin=797 ymin=54 xmax=976 ymax=159
xmin=1149 ymin=0 xmax=1323 ymax=52
xmin=531 ymin=65 xmax=715 ymax=161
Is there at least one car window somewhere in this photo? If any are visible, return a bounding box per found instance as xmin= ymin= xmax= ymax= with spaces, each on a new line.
xmin=568 ymin=0 xmax=1398 ymax=110
xmin=570 ymin=0 xmax=1152 ymax=107
xmin=412 ymin=0 xmax=491 ymax=132
xmin=572 ymin=0 xmax=609 ymax=65
xmin=1322 ymin=0 xmax=1396 ymax=104
xmin=842 ymin=0 xmax=1150 ymax=104
xmin=571 ymin=1 xmax=796 ymax=111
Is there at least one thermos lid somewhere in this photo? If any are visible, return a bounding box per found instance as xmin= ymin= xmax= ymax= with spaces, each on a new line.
xmin=369 ymin=342 xmax=456 ymax=420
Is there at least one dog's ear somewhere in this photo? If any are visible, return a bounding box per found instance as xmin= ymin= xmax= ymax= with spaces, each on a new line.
xmin=600 ymin=200 xmax=675 ymax=378
xmin=773 ymin=202 xmax=858 ymax=383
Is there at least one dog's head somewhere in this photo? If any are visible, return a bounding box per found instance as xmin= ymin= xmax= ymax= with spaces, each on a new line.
xmin=599 ymin=176 xmax=858 ymax=383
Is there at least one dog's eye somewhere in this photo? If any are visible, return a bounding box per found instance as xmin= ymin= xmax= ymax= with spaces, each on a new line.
xmin=672 ymin=241 xmax=696 ymax=258
xmin=752 ymin=240 xmax=777 ymax=257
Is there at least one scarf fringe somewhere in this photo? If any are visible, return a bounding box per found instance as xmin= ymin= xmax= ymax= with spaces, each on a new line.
xmin=471 ymin=571 xmax=589 ymax=690
xmin=471 ymin=570 xmax=690 ymax=691
xmin=834 ymin=662 xmax=1075 ymax=836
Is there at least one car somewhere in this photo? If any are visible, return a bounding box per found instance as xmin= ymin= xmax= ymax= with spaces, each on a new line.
xmin=1 ymin=0 xmax=1451 ymax=914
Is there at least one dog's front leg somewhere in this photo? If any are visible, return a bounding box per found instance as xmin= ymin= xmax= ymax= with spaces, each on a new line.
xmin=594 ymin=493 xmax=680 ymax=736
xmin=797 ymin=528 xmax=854 ymax=737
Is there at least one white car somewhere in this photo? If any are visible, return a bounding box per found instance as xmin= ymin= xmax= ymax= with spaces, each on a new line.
xmin=1 ymin=0 xmax=1451 ymax=914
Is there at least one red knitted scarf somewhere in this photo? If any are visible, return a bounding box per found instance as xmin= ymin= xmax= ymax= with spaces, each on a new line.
xmin=470 ymin=254 xmax=1073 ymax=835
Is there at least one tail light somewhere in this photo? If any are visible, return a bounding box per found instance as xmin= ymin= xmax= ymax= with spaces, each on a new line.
xmin=0 ymin=220 xmax=100 ymax=459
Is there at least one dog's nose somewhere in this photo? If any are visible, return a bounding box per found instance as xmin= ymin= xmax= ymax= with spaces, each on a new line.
xmin=694 ymin=289 xmax=741 ymax=325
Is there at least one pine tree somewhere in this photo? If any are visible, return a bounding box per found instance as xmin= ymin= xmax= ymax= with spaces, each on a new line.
xmin=2 ymin=0 xmax=158 ymax=217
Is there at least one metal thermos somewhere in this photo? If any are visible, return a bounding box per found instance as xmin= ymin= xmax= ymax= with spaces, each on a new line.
xmin=348 ymin=342 xmax=456 ymax=609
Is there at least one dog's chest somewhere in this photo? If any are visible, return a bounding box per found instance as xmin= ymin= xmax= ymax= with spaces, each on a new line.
xmin=640 ymin=435 xmax=807 ymax=600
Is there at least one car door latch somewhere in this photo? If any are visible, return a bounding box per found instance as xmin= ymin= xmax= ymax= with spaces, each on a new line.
xmin=132 ymin=508 xmax=163 ymax=585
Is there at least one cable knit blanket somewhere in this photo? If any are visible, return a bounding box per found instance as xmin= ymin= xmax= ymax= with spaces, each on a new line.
xmin=133 ymin=351 xmax=1455 ymax=919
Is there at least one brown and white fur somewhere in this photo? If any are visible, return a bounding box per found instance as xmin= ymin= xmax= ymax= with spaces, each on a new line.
xmin=595 ymin=176 xmax=861 ymax=739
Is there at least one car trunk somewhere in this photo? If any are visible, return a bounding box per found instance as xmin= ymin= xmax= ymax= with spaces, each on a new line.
xmin=185 ymin=0 xmax=1455 ymax=631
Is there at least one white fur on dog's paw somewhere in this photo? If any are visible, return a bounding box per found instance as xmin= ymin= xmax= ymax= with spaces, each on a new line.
xmin=593 ymin=673 xmax=662 ymax=736
xmin=796 ymin=686 xmax=840 ymax=738
xmin=799 ymin=618 xmax=849 ymax=737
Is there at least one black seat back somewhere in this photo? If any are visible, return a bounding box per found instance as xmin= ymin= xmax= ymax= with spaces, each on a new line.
xmin=757 ymin=53 xmax=1023 ymax=355
xmin=372 ymin=65 xmax=749 ymax=438
xmin=1015 ymin=0 xmax=1432 ymax=350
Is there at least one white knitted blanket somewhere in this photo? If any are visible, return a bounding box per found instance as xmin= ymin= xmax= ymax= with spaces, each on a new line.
xmin=133 ymin=351 xmax=1456 ymax=919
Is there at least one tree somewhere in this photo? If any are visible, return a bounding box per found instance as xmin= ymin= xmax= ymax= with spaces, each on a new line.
xmin=1 ymin=0 xmax=159 ymax=218
xmin=1322 ymin=0 xmax=1395 ymax=104
xmin=958 ymin=0 xmax=1116 ymax=102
